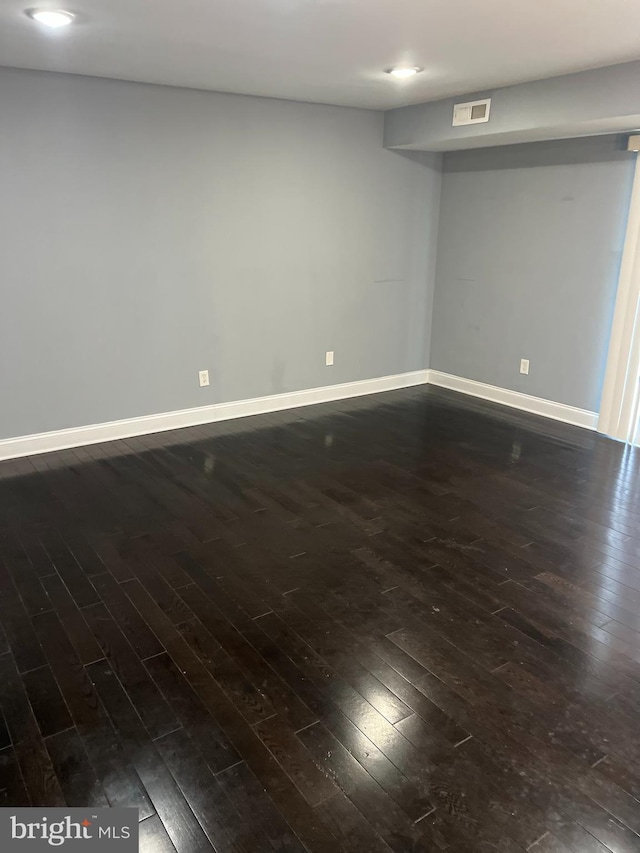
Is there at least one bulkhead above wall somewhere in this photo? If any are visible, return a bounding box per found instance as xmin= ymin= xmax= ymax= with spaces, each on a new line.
xmin=384 ymin=60 xmax=640 ymax=152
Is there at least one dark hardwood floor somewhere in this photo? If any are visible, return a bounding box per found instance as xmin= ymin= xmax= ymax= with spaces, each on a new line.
xmin=1 ymin=385 xmax=640 ymax=852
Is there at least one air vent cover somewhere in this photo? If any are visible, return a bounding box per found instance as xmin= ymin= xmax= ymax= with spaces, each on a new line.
xmin=452 ymin=98 xmax=491 ymax=126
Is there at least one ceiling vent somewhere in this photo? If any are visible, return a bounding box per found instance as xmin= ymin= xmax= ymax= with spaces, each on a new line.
xmin=452 ymin=98 xmax=491 ymax=126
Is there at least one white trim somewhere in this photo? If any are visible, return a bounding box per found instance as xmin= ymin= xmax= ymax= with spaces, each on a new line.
xmin=0 ymin=370 xmax=430 ymax=461
xmin=598 ymin=155 xmax=640 ymax=442
xmin=0 ymin=368 xmax=603 ymax=462
xmin=428 ymin=370 xmax=598 ymax=430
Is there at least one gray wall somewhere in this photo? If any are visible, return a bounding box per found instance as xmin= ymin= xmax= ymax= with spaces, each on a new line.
xmin=430 ymin=135 xmax=635 ymax=412
xmin=0 ymin=68 xmax=441 ymax=440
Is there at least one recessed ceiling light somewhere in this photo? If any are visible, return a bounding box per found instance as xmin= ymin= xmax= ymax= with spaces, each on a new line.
xmin=27 ymin=9 xmax=75 ymax=28
xmin=386 ymin=67 xmax=422 ymax=79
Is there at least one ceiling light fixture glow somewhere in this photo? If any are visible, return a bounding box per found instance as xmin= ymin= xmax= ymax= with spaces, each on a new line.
xmin=27 ymin=9 xmax=75 ymax=28
xmin=387 ymin=67 xmax=421 ymax=79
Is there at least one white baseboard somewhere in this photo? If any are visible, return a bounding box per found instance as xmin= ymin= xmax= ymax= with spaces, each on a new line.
xmin=0 ymin=370 xmax=430 ymax=461
xmin=427 ymin=370 xmax=599 ymax=430
xmin=0 ymin=368 xmax=599 ymax=461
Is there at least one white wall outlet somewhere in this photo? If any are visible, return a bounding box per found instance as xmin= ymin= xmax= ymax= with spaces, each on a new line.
xmin=520 ymin=359 xmax=530 ymax=375
xmin=325 ymin=351 xmax=334 ymax=366
xmin=199 ymin=369 xmax=210 ymax=387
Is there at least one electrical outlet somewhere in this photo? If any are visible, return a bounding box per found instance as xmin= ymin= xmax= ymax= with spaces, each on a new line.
xmin=325 ymin=351 xmax=334 ymax=366
xmin=199 ymin=369 xmax=210 ymax=387
xmin=520 ymin=359 xmax=530 ymax=375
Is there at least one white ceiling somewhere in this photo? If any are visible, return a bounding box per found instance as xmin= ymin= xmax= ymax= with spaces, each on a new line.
xmin=2 ymin=0 xmax=640 ymax=110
